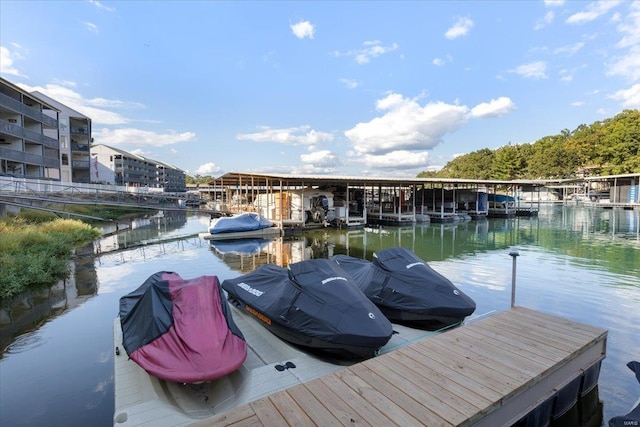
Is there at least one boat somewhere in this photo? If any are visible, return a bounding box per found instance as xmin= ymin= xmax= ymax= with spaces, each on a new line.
xmin=199 ymin=212 xmax=282 ymax=240
xmin=221 ymin=259 xmax=394 ymax=359
xmin=609 ymin=361 xmax=640 ymax=427
xmin=209 ymin=238 xmax=273 ymax=256
xmin=487 ymin=193 xmax=516 ymax=217
xmin=332 ymin=247 xmax=476 ymax=329
xmin=118 ymin=271 xmax=247 ymax=383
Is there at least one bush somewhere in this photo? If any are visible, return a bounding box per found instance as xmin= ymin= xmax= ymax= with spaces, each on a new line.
xmin=0 ymin=217 xmax=102 ymax=301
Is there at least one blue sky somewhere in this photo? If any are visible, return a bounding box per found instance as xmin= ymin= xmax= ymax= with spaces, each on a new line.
xmin=1 ymin=1 xmax=639 ymax=178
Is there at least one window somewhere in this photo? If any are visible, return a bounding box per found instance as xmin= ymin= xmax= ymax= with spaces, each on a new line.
xmin=62 ymin=154 xmax=69 ymax=166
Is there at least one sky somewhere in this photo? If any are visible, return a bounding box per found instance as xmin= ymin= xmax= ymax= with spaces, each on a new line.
xmin=1 ymin=1 xmax=639 ymax=179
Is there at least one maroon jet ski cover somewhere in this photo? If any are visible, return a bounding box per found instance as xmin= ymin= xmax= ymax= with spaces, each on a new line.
xmin=119 ymin=272 xmax=247 ymax=383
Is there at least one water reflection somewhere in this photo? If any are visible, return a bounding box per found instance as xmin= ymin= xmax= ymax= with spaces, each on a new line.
xmin=0 ymin=244 xmax=98 ymax=355
xmin=95 ymin=210 xmax=191 ymax=252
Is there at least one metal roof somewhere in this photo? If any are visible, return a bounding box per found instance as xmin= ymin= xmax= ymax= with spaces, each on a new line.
xmin=209 ymin=171 xmax=556 ymax=188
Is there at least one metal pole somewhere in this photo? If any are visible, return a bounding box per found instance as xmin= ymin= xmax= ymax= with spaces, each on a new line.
xmin=509 ymin=247 xmax=520 ymax=308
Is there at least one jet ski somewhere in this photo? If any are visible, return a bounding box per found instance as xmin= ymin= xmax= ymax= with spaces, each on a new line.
xmin=118 ymin=272 xmax=247 ymax=383
xmin=221 ymin=259 xmax=393 ymax=359
xmin=333 ymin=247 xmax=476 ymax=329
xmin=609 ymin=361 xmax=640 ymax=427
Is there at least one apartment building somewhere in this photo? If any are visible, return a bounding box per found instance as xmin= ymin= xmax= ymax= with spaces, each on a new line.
xmin=0 ymin=77 xmax=61 ymax=179
xmin=91 ymin=144 xmax=186 ymax=192
xmin=31 ymin=91 xmax=92 ymax=183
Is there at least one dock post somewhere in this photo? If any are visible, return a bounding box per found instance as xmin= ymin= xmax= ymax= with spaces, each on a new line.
xmin=509 ymin=247 xmax=520 ymax=307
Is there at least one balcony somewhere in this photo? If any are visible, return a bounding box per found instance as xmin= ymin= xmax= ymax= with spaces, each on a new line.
xmin=0 ymin=92 xmax=58 ymax=128
xmin=0 ymin=146 xmax=59 ymax=168
xmin=71 ymin=142 xmax=90 ymax=152
xmin=0 ymin=119 xmax=59 ymax=149
xmin=71 ymin=126 xmax=89 ymax=135
xmin=72 ymin=160 xmax=90 ymax=169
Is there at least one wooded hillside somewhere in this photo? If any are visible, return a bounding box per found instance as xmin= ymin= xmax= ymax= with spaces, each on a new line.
xmin=420 ymin=109 xmax=640 ymax=179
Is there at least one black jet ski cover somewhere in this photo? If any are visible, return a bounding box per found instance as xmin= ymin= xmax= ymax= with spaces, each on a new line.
xmin=221 ymin=259 xmax=393 ymax=357
xmin=119 ymin=271 xmax=247 ymax=383
xmin=609 ymin=361 xmax=640 ymax=427
xmin=333 ymin=247 xmax=476 ymax=327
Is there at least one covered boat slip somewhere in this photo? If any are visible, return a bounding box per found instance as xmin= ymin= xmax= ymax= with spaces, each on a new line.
xmin=205 ymin=172 xmax=552 ymax=227
xmin=189 ymin=307 xmax=607 ymax=427
xmin=113 ymin=302 xmax=438 ymax=427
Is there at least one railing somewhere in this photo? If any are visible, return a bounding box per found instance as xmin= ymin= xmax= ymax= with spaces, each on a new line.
xmin=0 ymin=147 xmax=58 ymax=168
xmin=0 ymin=119 xmax=59 ymax=149
xmin=72 ymin=160 xmax=90 ymax=169
xmin=0 ymin=175 xmax=166 ymax=196
xmin=71 ymin=142 xmax=90 ymax=152
xmin=70 ymin=127 xmax=88 ymax=135
xmin=0 ymin=92 xmax=58 ymax=128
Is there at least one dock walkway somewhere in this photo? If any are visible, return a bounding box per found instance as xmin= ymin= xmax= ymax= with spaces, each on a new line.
xmin=192 ymin=307 xmax=607 ymax=427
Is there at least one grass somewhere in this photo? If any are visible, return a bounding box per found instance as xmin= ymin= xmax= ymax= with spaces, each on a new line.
xmin=0 ymin=216 xmax=102 ymax=301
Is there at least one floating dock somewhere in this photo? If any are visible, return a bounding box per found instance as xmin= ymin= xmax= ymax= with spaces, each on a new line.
xmin=187 ymin=307 xmax=607 ymax=427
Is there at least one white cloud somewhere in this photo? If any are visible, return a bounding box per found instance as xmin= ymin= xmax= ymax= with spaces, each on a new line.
xmin=433 ymin=58 xmax=445 ymax=66
xmin=606 ymin=46 xmax=640 ymax=81
xmin=352 ymin=151 xmax=431 ymax=170
xmin=0 ymin=45 xmax=27 ymax=77
xmin=290 ymin=21 xmax=314 ymax=39
xmin=93 ymin=128 xmax=196 ymax=147
xmin=470 ymin=97 xmax=516 ymax=118
xmin=17 ymin=82 xmax=143 ymax=125
xmin=615 ymin=2 xmax=640 ymax=49
xmin=300 ymin=150 xmax=341 ymax=167
xmin=610 ymin=83 xmax=640 ymax=108
xmin=512 ymin=61 xmax=548 ymax=79
xmin=571 ymin=101 xmax=586 ymax=106
xmin=236 ymin=125 xmax=334 ymax=146
xmin=332 ymin=40 xmax=399 ymax=64
xmin=445 ymin=17 xmax=474 ymax=39
xmin=535 ymin=11 xmax=555 ymax=30
xmin=544 ymin=0 xmax=565 ymax=7
xmin=339 ymin=78 xmax=359 ymax=89
xmin=84 ymin=22 xmax=99 ymax=34
xmin=88 ymin=0 xmax=116 ymax=12
xmin=194 ymin=162 xmax=221 ymax=176
xmin=345 ymin=93 xmax=469 ymax=156
xmin=553 ymin=42 xmax=585 ymax=56
xmin=566 ymin=1 xmax=623 ymax=25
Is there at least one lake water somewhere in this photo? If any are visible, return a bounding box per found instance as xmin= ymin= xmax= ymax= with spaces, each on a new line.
xmin=0 ymin=205 xmax=638 ymax=427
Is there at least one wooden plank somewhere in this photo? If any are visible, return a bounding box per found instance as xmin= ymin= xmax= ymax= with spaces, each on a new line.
xmin=227 ymin=415 xmax=264 ymax=427
xmin=494 ymin=310 xmax=593 ymax=346
xmin=248 ymin=397 xmax=288 ymax=426
xmin=368 ymin=356 xmax=467 ymax=425
xmin=267 ymin=389 xmax=314 ymax=425
xmin=336 ymin=367 xmax=422 ymax=426
xmin=447 ymin=328 xmax=552 ymax=377
xmin=301 ymin=378 xmax=369 ymax=426
xmin=478 ymin=314 xmax=588 ymax=352
xmin=381 ymin=346 xmax=493 ymax=410
xmin=285 ymin=384 xmax=342 ymax=426
xmin=190 ymin=404 xmax=256 ymax=426
xmin=319 ymin=374 xmax=396 ymax=426
xmin=411 ymin=337 xmax=522 ymax=396
xmin=461 ymin=320 xmax=565 ymax=363
xmin=348 ymin=362 xmax=452 ymax=427
xmin=400 ymin=345 xmax=505 ymax=403
xmin=513 ymin=307 xmax=607 ymax=338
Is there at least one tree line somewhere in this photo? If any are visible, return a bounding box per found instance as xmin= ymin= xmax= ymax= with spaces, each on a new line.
xmin=419 ymin=109 xmax=640 ymax=180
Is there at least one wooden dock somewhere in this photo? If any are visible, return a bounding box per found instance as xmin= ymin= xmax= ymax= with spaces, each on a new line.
xmin=190 ymin=307 xmax=607 ymax=427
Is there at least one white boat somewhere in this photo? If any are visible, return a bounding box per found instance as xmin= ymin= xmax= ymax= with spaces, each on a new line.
xmin=199 ymin=212 xmax=282 ymax=241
